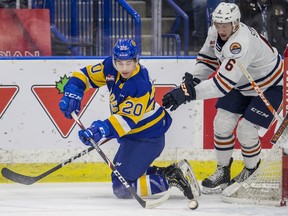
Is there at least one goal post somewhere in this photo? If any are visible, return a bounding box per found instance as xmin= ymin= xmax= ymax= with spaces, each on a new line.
xmin=221 ymin=45 xmax=288 ymax=206
xmin=281 ymin=44 xmax=288 ymax=206
xmin=282 ymin=154 xmax=288 ymax=206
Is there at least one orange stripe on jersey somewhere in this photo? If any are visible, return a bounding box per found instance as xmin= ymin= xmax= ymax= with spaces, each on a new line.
xmin=196 ymin=58 xmax=219 ymax=67
xmin=247 ymin=62 xmax=283 ymax=91
xmin=215 ymin=73 xmax=233 ymax=91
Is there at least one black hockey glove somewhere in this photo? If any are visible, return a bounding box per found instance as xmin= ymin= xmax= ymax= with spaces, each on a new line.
xmin=162 ymin=73 xmax=200 ymax=111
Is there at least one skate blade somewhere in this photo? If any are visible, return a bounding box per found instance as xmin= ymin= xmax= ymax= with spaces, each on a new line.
xmin=221 ymin=182 xmax=242 ymax=197
xmin=178 ymin=159 xmax=201 ymax=197
xmin=201 ymin=186 xmax=223 ymax=194
xmin=201 ymin=182 xmax=229 ymax=195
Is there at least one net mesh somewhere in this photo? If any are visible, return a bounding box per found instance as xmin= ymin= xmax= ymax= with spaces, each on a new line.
xmin=222 ymin=145 xmax=284 ymax=206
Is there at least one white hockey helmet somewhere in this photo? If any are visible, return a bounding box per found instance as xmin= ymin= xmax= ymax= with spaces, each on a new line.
xmin=212 ymin=3 xmax=241 ymax=32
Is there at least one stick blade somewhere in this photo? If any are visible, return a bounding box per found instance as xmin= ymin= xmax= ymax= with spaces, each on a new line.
xmin=271 ymin=114 xmax=288 ymax=148
xmin=143 ymin=193 xmax=170 ymax=209
xmin=1 ymin=168 xmax=38 ymax=185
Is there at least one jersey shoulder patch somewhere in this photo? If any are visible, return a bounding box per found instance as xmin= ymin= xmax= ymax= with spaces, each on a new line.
xmin=229 ymin=42 xmax=242 ymax=54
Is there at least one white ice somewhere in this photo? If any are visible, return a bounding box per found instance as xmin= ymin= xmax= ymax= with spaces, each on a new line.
xmin=0 ymin=182 xmax=287 ymax=216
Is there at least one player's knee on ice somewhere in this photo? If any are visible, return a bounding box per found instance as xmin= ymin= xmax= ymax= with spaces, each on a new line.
xmin=112 ymin=179 xmax=133 ymax=199
xmin=111 ymin=172 xmax=169 ymax=199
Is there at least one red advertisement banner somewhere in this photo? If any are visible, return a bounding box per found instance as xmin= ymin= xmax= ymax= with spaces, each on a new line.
xmin=204 ymin=99 xmax=274 ymax=149
xmin=0 ymin=9 xmax=51 ymax=56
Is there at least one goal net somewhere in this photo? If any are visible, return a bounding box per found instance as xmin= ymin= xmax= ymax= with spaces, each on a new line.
xmin=222 ymin=145 xmax=288 ymax=206
xmin=222 ymin=45 xmax=288 ymax=206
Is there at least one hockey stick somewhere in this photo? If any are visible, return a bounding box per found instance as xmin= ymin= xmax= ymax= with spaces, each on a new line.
xmin=271 ymin=114 xmax=288 ymax=145
xmin=1 ymin=139 xmax=110 ymax=185
xmin=238 ymin=63 xmax=282 ymax=121
xmin=71 ymin=112 xmax=169 ymax=209
xmin=238 ymin=63 xmax=288 ymax=148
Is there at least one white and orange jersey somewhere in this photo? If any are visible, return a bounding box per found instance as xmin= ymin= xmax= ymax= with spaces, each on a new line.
xmin=192 ymin=22 xmax=283 ymax=100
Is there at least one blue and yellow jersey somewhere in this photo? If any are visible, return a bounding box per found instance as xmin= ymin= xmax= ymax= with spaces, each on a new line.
xmin=72 ymin=56 xmax=172 ymax=139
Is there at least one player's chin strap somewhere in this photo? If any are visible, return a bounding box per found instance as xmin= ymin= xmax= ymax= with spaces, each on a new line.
xmin=238 ymin=63 xmax=288 ymax=149
xmin=71 ymin=112 xmax=169 ymax=209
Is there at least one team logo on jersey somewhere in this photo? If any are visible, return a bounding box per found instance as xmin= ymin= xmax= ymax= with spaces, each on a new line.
xmin=230 ymin=42 xmax=241 ymax=54
xmin=210 ymin=40 xmax=215 ymax=48
xmin=106 ymin=74 xmax=115 ymax=82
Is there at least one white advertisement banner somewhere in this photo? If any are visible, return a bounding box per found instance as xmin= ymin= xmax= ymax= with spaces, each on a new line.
xmin=0 ymin=58 xmax=208 ymax=163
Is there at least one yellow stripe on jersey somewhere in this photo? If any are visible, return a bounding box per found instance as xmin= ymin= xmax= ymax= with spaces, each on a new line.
xmin=150 ymin=85 xmax=156 ymax=100
xmin=108 ymin=94 xmax=150 ymax=136
xmin=108 ymin=115 xmax=128 ymax=137
xmin=107 ymin=93 xmax=162 ymax=137
xmin=146 ymin=86 xmax=156 ymax=112
xmin=146 ymin=101 xmax=155 ymax=112
xmin=128 ymin=109 xmax=165 ymax=134
xmin=141 ymin=103 xmax=161 ymax=120
xmin=72 ymin=71 xmax=90 ymax=91
xmin=118 ymin=93 xmax=150 ymax=123
xmin=130 ymin=64 xmax=141 ymax=77
xmin=72 ymin=64 xmax=107 ymax=90
xmin=87 ymin=64 xmax=107 ymax=87
xmin=138 ymin=175 xmax=149 ymax=197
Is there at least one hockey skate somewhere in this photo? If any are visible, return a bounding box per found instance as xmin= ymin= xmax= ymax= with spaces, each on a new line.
xmin=228 ymin=159 xmax=261 ymax=186
xmin=178 ymin=159 xmax=201 ymax=197
xmin=162 ymin=160 xmax=195 ymax=199
xmin=201 ymin=158 xmax=233 ymax=194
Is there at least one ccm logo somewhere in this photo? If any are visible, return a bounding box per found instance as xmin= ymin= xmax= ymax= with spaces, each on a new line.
xmin=251 ymin=107 xmax=269 ymax=118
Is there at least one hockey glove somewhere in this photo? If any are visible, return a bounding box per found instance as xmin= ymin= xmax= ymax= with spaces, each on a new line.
xmin=162 ymin=72 xmax=200 ymax=111
xmin=59 ymin=84 xmax=84 ymax=119
xmin=78 ymin=120 xmax=110 ymax=146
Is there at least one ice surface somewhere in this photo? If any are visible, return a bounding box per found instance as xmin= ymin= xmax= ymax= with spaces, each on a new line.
xmin=0 ymin=182 xmax=287 ymax=216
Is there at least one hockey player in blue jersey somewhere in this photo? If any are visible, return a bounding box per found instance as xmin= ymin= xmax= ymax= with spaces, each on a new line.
xmin=59 ymin=38 xmax=197 ymax=200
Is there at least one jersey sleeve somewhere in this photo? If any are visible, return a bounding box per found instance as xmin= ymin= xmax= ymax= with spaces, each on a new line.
xmin=194 ymin=29 xmax=250 ymax=100
xmin=71 ymin=62 xmax=107 ymax=91
xmin=192 ymin=27 xmax=220 ymax=81
xmin=195 ymin=57 xmax=246 ymax=100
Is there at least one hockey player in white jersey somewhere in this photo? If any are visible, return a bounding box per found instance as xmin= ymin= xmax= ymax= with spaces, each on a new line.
xmin=162 ymin=2 xmax=283 ymax=194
